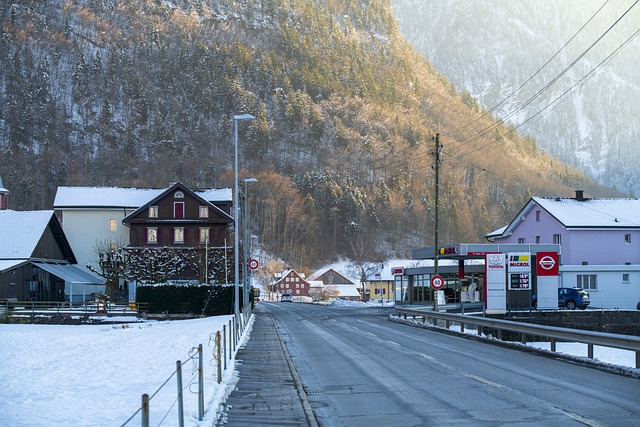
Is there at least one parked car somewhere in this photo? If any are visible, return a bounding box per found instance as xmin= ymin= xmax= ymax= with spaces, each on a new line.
xmin=559 ymin=287 xmax=590 ymax=309
xmin=533 ymin=287 xmax=590 ymax=310
xmin=280 ymin=293 xmax=293 ymax=303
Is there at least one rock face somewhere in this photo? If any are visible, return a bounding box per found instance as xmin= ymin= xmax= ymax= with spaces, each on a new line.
xmin=393 ymin=0 xmax=640 ymax=196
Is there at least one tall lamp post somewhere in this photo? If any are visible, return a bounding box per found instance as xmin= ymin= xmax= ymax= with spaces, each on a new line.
xmin=233 ymin=114 xmax=255 ymax=323
xmin=242 ymin=177 xmax=257 ymax=313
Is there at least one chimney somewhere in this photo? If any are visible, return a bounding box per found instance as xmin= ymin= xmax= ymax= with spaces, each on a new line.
xmin=575 ymin=190 xmax=585 ymax=201
xmin=0 ymin=176 xmax=8 ymax=210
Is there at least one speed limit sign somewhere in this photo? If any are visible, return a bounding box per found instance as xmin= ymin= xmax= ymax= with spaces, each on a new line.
xmin=248 ymin=259 xmax=259 ymax=270
xmin=431 ymin=275 xmax=444 ymax=289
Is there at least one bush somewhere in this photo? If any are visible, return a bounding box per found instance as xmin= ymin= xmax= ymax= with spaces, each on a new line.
xmin=136 ymin=283 xmax=248 ymax=316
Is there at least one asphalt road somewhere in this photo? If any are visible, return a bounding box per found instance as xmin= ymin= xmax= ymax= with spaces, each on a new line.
xmin=264 ymin=302 xmax=640 ymax=427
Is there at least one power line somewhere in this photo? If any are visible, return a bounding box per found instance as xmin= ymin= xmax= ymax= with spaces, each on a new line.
xmin=457 ymin=0 xmax=639 ymax=148
xmin=452 ymin=0 xmax=612 ymax=136
xmin=453 ymin=24 xmax=640 ymax=161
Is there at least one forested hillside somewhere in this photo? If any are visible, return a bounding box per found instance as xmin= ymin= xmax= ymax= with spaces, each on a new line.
xmin=0 ymin=0 xmax=613 ymax=269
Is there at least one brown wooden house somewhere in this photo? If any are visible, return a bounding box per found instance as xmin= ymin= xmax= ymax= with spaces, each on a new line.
xmin=122 ymin=182 xmax=234 ymax=281
xmin=273 ymin=269 xmax=312 ymax=297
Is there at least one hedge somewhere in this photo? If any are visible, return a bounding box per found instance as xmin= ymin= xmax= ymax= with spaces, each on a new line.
xmin=136 ymin=283 xmax=248 ymax=316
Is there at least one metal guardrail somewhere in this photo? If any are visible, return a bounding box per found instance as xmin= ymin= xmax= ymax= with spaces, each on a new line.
xmin=0 ymin=300 xmax=144 ymax=317
xmin=395 ymin=308 xmax=640 ymax=369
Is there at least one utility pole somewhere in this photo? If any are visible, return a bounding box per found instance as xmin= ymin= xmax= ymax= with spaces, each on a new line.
xmin=433 ymin=133 xmax=442 ymax=311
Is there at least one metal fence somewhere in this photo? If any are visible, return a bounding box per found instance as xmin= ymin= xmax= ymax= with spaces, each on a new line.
xmin=394 ymin=307 xmax=640 ymax=369
xmin=0 ymin=299 xmax=144 ymax=316
xmin=120 ymin=310 xmax=252 ymax=427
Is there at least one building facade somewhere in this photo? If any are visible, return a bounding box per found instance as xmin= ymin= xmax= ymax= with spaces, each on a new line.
xmin=487 ymin=191 xmax=640 ymax=309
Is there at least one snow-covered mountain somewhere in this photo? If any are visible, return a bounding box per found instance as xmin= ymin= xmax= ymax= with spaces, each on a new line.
xmin=392 ymin=0 xmax=640 ymax=196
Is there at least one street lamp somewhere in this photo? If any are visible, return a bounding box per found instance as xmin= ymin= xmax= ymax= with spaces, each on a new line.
xmin=233 ymin=114 xmax=254 ymax=324
xmin=242 ymin=177 xmax=258 ymax=314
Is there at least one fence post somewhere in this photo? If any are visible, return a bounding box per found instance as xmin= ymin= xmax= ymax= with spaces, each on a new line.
xmin=198 ymin=344 xmax=204 ymax=421
xmin=588 ymin=343 xmax=594 ymax=359
xmin=141 ymin=393 xmax=149 ymax=427
xmin=216 ymin=332 xmax=222 ymax=384
xmin=228 ymin=320 xmax=233 ymax=360
xmin=223 ymin=324 xmax=227 ymax=370
xmin=176 ymin=360 xmax=184 ymax=427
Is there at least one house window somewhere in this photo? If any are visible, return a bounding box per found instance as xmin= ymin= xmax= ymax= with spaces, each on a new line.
xmin=553 ymin=234 xmax=561 ymax=244
xmin=109 ymin=243 xmax=117 ymax=252
xmin=199 ymin=206 xmax=209 ymax=218
xmin=147 ymin=227 xmax=158 ymax=244
xmin=149 ymin=206 xmax=158 ymax=218
xmin=174 ymin=202 xmax=184 ymax=219
xmin=622 ymin=273 xmax=630 ymax=283
xmin=625 ymin=234 xmax=631 ymax=244
xmin=199 ymin=227 xmax=209 ymax=244
xmin=174 ymin=191 xmax=184 ymax=198
xmin=536 ymin=210 xmax=540 ymax=222
xmin=109 ymin=219 xmax=117 ymax=232
xmin=518 ymin=238 xmax=525 ymax=244
xmin=577 ymin=274 xmax=597 ymax=290
xmin=535 ymin=236 xmax=540 ymax=244
xmin=174 ymin=227 xmax=184 ymax=244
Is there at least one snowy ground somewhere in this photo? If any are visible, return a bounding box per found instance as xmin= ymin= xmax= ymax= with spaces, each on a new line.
xmin=1 ymin=302 xmax=638 ymax=427
xmin=0 ymin=314 xmax=252 ymax=427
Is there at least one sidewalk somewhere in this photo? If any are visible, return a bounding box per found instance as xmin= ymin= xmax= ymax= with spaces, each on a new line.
xmin=217 ymin=304 xmax=316 ymax=426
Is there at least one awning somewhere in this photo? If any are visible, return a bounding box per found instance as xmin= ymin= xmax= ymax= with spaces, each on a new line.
xmin=33 ymin=262 xmax=106 ymax=285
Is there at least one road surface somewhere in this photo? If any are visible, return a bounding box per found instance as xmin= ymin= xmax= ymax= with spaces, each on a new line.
xmin=265 ymin=302 xmax=640 ymax=426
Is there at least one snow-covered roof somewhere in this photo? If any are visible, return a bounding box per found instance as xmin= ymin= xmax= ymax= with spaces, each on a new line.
xmin=308 ymin=280 xmax=324 ymax=288
xmin=0 ymin=175 xmax=8 ymax=193
xmin=329 ymin=284 xmax=361 ymax=297
xmin=0 ymin=210 xmax=54 ymax=259
xmin=532 ymin=197 xmax=640 ymax=228
xmin=0 ymin=259 xmax=28 ymax=273
xmin=54 ymin=186 xmax=232 ymax=209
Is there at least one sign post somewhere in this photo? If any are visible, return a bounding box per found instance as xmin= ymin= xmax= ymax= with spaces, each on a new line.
xmin=485 ymin=253 xmax=507 ymax=314
xmin=536 ymin=252 xmax=559 ymax=309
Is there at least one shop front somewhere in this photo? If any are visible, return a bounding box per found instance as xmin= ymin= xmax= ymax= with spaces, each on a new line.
xmin=395 ymin=243 xmax=561 ymax=311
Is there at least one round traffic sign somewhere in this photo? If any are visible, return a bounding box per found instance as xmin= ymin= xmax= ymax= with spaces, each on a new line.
xmin=431 ymin=275 xmax=444 ymax=289
xmin=248 ymin=259 xmax=259 ymax=270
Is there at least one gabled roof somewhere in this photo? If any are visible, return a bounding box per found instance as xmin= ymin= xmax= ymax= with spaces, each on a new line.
xmin=0 ymin=210 xmax=75 ymax=262
xmin=273 ymin=269 xmax=310 ymax=286
xmin=0 ymin=175 xmax=8 ymax=194
xmin=122 ymin=182 xmax=233 ymax=222
xmin=308 ymin=268 xmax=355 ymax=285
xmin=489 ymin=196 xmax=640 ymax=239
xmin=54 ymin=184 xmax=232 ymax=209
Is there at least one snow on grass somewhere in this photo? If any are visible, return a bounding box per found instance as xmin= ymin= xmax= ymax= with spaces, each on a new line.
xmin=0 ymin=314 xmax=253 ymax=427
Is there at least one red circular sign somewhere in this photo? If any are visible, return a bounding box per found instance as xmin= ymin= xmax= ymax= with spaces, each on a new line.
xmin=248 ymin=259 xmax=259 ymax=270
xmin=431 ymin=275 xmax=444 ymax=289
